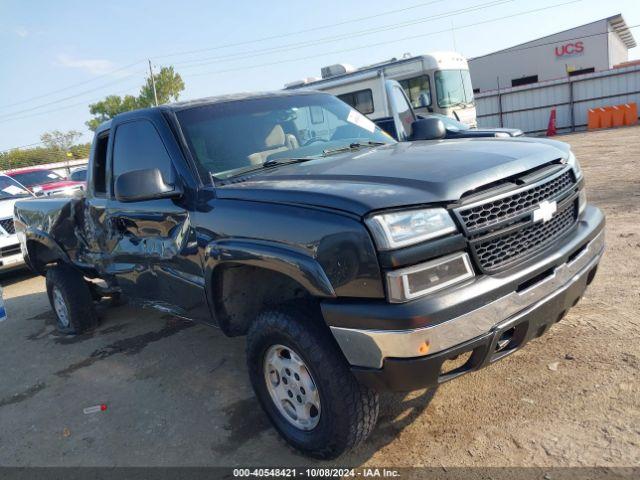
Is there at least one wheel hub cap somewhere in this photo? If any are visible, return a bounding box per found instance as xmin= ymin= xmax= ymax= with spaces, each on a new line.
xmin=263 ymin=344 xmax=321 ymax=430
xmin=52 ymin=287 xmax=70 ymax=327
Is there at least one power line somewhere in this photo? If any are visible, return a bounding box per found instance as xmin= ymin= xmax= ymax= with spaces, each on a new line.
xmin=0 ymin=60 xmax=146 ymax=111
xmin=184 ymin=0 xmax=585 ymax=78
xmin=171 ymin=0 xmax=515 ymax=71
xmin=0 ymin=70 xmax=147 ymax=120
xmin=0 ymin=83 xmax=142 ymax=127
xmin=0 ymin=0 xmax=444 ymax=112
xmin=0 ymin=0 xmax=511 ymax=119
xmin=151 ymin=0 xmax=447 ymax=60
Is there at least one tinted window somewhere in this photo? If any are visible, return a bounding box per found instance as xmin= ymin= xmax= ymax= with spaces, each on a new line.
xmin=93 ymin=133 xmax=108 ymax=194
xmin=337 ymin=89 xmax=374 ymax=115
xmin=511 ymin=75 xmax=538 ymax=87
xmin=112 ymin=120 xmax=174 ymax=183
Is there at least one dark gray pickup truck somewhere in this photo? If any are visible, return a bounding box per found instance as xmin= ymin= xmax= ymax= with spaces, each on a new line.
xmin=14 ymin=91 xmax=605 ymax=459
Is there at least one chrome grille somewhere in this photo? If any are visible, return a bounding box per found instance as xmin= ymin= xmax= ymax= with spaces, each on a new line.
xmin=458 ymin=170 xmax=574 ymax=233
xmin=0 ymin=218 xmax=15 ymax=234
xmin=471 ymin=201 xmax=578 ymax=272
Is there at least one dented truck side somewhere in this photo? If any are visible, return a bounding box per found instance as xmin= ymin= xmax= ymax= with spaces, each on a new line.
xmin=14 ymin=91 xmax=605 ymax=459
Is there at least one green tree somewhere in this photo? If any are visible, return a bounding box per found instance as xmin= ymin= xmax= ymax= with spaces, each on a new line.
xmin=40 ymin=129 xmax=82 ymax=151
xmin=86 ymin=94 xmax=141 ymax=131
xmin=86 ymin=66 xmax=185 ymax=130
xmin=139 ymin=66 xmax=185 ymax=107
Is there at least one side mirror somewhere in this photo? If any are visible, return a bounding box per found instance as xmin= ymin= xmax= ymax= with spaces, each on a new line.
xmin=115 ymin=168 xmax=181 ymax=202
xmin=410 ymin=118 xmax=447 ymax=141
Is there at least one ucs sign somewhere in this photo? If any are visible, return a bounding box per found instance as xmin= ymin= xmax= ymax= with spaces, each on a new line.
xmin=555 ymin=41 xmax=584 ymax=57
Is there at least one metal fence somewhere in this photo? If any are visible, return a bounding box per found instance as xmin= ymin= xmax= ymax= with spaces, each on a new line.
xmin=475 ymin=64 xmax=640 ymax=134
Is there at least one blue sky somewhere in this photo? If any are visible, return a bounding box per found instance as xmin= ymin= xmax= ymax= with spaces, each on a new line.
xmin=1 ymin=0 xmax=639 ymax=150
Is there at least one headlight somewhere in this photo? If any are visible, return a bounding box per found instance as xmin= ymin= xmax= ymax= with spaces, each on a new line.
xmin=366 ymin=208 xmax=457 ymax=250
xmin=386 ymin=252 xmax=474 ymax=303
xmin=567 ymin=151 xmax=582 ymax=180
xmin=494 ymin=132 xmax=510 ymax=138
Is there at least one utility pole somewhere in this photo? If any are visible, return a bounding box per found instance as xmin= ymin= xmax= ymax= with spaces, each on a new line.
xmin=148 ymin=59 xmax=159 ymax=107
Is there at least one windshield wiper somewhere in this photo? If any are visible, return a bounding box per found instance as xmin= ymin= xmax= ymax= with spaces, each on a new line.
xmin=262 ymin=156 xmax=317 ymax=167
xmin=322 ymin=141 xmax=387 ymax=157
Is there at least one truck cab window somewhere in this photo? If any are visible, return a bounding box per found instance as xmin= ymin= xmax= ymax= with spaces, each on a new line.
xmin=112 ymin=120 xmax=175 ymax=186
xmin=93 ymin=133 xmax=108 ymax=194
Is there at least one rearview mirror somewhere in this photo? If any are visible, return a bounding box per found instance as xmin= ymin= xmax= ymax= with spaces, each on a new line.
xmin=410 ymin=117 xmax=446 ymax=141
xmin=114 ymin=168 xmax=181 ymax=202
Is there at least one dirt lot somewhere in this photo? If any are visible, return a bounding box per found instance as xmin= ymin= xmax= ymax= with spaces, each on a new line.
xmin=0 ymin=126 xmax=639 ymax=468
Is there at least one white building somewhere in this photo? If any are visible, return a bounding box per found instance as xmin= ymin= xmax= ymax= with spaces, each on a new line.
xmin=469 ymin=14 xmax=637 ymax=93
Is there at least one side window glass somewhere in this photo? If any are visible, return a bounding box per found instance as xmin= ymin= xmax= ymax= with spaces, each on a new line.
xmin=112 ymin=120 xmax=174 ymax=186
xmin=391 ymin=87 xmax=414 ymax=139
xmin=93 ymin=133 xmax=108 ymax=195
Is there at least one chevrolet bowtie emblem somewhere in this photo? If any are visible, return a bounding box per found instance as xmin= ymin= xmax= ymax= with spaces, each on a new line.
xmin=532 ymin=200 xmax=557 ymax=223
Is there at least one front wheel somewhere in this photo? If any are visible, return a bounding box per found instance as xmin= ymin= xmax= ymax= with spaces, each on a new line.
xmin=246 ymin=305 xmax=379 ymax=459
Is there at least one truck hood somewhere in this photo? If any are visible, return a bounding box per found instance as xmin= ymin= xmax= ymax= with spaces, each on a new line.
xmin=216 ymin=137 xmax=571 ymax=216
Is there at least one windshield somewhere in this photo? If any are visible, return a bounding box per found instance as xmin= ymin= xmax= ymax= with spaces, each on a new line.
xmin=0 ymin=175 xmax=31 ymax=199
xmin=435 ymin=69 xmax=474 ymax=108
xmin=10 ymin=169 xmax=62 ymax=187
xmin=176 ymin=93 xmax=394 ymax=180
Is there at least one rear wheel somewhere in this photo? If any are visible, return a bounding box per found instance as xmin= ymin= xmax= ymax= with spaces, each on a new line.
xmin=246 ymin=304 xmax=379 ymax=459
xmin=46 ymin=264 xmax=97 ymax=335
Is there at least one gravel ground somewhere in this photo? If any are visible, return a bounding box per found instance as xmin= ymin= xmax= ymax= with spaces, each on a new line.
xmin=0 ymin=126 xmax=638 ymax=467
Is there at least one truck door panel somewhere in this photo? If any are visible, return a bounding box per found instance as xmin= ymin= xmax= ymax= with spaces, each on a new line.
xmin=105 ymin=117 xmax=210 ymax=321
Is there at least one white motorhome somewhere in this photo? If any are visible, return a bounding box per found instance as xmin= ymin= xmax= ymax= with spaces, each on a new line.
xmin=285 ymin=52 xmax=477 ymax=127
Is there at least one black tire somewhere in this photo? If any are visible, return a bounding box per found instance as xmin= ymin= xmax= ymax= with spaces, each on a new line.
xmin=45 ymin=264 xmax=98 ymax=335
xmin=246 ymin=304 xmax=379 ymax=459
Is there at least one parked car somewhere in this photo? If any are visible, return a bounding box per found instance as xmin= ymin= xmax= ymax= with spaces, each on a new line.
xmin=15 ymin=91 xmax=604 ymax=459
xmin=6 ymin=168 xmax=84 ymax=196
xmin=68 ymin=166 xmax=88 ymax=183
xmin=0 ymin=174 xmax=32 ymax=272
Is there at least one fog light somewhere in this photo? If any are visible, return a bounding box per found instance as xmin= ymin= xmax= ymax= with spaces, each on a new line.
xmin=386 ymin=252 xmax=474 ymax=303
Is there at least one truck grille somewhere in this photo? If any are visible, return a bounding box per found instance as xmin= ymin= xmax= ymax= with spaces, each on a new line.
xmin=458 ymin=170 xmax=574 ymax=233
xmin=471 ymin=201 xmax=578 ymax=272
xmin=0 ymin=218 xmax=15 ymax=234
xmin=454 ymin=165 xmax=580 ymax=273
xmin=0 ymin=244 xmax=21 ymax=257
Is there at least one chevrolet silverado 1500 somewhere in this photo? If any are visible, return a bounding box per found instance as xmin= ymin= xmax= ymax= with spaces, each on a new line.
xmin=14 ymin=91 xmax=605 ymax=458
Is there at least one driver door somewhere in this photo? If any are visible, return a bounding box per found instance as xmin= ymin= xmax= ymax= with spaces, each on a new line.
xmin=102 ymin=116 xmax=209 ymax=320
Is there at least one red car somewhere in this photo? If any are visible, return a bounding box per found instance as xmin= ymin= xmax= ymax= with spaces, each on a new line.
xmin=6 ymin=168 xmax=84 ymax=196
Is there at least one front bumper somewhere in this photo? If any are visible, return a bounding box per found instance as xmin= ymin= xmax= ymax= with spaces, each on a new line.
xmin=325 ymin=205 xmax=605 ymax=391
xmin=0 ymin=234 xmax=25 ymax=272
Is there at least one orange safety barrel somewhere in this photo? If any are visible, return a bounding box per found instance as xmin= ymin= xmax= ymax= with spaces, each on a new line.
xmin=599 ymin=107 xmax=613 ymax=129
xmin=624 ymin=103 xmax=638 ymax=126
xmin=587 ymin=109 xmax=600 ymax=130
xmin=611 ymin=105 xmax=625 ymax=127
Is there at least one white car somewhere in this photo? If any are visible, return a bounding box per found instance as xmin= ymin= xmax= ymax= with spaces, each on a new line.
xmin=0 ymin=174 xmax=33 ymax=272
